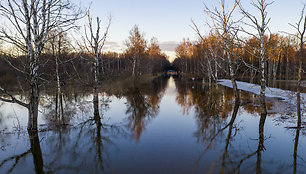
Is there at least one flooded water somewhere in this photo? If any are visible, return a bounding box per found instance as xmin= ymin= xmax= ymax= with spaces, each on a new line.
xmin=0 ymin=76 xmax=305 ymax=174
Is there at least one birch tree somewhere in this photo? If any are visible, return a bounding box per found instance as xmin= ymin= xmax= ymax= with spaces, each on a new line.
xmin=194 ymin=0 xmax=241 ymax=101
xmin=238 ymin=0 xmax=273 ymax=115
xmin=45 ymin=28 xmax=70 ymax=124
xmin=83 ymin=11 xmax=111 ymax=118
xmin=0 ymin=0 xmax=83 ymax=131
xmin=125 ymin=25 xmax=147 ymax=77
xmin=287 ymin=5 xmax=306 ymax=128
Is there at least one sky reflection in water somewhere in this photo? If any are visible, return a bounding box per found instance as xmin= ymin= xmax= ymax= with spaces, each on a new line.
xmin=0 ymin=77 xmax=305 ymax=174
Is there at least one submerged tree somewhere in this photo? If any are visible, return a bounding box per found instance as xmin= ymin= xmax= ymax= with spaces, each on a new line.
xmin=202 ymin=0 xmax=241 ymax=102
xmin=287 ymin=6 xmax=306 ymax=174
xmin=83 ymin=11 xmax=111 ymax=120
xmin=45 ymin=28 xmax=71 ymax=124
xmin=238 ymin=0 xmax=273 ymax=115
xmin=287 ymin=5 xmax=306 ymax=127
xmin=0 ymin=0 xmax=83 ymax=131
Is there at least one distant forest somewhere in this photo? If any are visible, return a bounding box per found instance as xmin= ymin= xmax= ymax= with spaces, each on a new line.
xmin=0 ymin=25 xmax=171 ymax=89
xmin=173 ymin=34 xmax=306 ymax=82
xmin=0 ymin=1 xmax=305 ymax=90
xmin=1 ymin=29 xmax=305 ymax=89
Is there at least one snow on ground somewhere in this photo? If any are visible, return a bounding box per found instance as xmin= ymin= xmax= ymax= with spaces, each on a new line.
xmin=218 ymin=79 xmax=306 ymax=112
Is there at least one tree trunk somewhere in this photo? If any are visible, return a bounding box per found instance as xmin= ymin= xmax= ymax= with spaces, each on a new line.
xmin=28 ymin=64 xmax=39 ymax=131
xmin=185 ymin=58 xmax=188 ymax=74
xmin=215 ymin=61 xmax=218 ymax=80
xmin=132 ymin=56 xmax=136 ymax=76
xmin=268 ymin=61 xmax=272 ymax=83
xmin=272 ymin=60 xmax=277 ymax=81
xmin=55 ymin=55 xmax=64 ymax=124
xmin=286 ymin=56 xmax=289 ymax=80
xmin=259 ymin=33 xmax=267 ymax=115
xmin=207 ymin=58 xmax=212 ymax=85
xmin=94 ymin=58 xmax=99 ymax=108
xmin=60 ymin=94 xmax=64 ymax=124
xmin=225 ymin=40 xmax=240 ymax=103
xmin=28 ymin=89 xmax=39 ymax=131
xmin=297 ymin=41 xmax=303 ymax=128
xmin=94 ymin=90 xmax=99 ymax=118
xmin=55 ymin=91 xmax=58 ymax=122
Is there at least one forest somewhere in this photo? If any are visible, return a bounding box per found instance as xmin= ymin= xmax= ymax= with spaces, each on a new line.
xmin=173 ymin=34 xmax=305 ymax=83
xmin=0 ymin=25 xmax=171 ymax=89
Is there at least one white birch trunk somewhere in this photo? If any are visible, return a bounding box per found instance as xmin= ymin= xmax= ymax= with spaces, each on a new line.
xmin=132 ymin=56 xmax=136 ymax=76
xmin=259 ymin=31 xmax=267 ymax=115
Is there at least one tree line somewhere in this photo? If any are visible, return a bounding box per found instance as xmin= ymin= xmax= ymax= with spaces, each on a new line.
xmin=173 ymin=33 xmax=304 ymax=82
xmin=0 ymin=25 xmax=170 ymax=88
xmin=173 ymin=0 xmax=305 ymax=120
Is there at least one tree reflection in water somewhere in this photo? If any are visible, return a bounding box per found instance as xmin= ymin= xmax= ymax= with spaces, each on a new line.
xmin=41 ymin=92 xmax=123 ymax=173
xmin=28 ymin=131 xmax=45 ymax=174
xmin=174 ymin=79 xmax=283 ymax=173
xmin=256 ymin=112 xmax=267 ymax=174
xmin=220 ymin=100 xmax=240 ymax=174
xmin=0 ymin=131 xmax=44 ymax=174
xmin=125 ymin=77 xmax=168 ymax=140
xmin=1 ymin=76 xmax=306 ymax=173
xmin=293 ymin=85 xmax=302 ymax=174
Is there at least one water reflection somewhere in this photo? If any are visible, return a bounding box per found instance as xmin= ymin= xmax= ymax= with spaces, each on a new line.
xmin=125 ymin=77 xmax=168 ymax=140
xmin=293 ymin=84 xmax=302 ymax=174
xmin=0 ymin=131 xmax=43 ymax=174
xmin=256 ymin=112 xmax=267 ymax=174
xmin=0 ymin=76 xmax=306 ymax=173
xmin=293 ymin=124 xmax=300 ymax=174
xmin=221 ymin=101 xmax=239 ymax=174
xmin=28 ymin=131 xmax=44 ymax=174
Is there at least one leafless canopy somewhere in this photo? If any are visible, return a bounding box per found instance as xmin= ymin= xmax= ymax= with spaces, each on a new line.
xmin=0 ymin=0 xmax=83 ymax=54
xmin=0 ymin=0 xmax=84 ymax=130
xmin=83 ymin=11 xmax=112 ymax=58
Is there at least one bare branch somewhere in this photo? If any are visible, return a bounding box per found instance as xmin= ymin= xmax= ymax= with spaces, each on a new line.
xmin=0 ymin=86 xmax=29 ymax=108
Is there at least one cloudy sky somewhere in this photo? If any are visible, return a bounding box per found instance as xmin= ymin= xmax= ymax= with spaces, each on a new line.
xmin=76 ymin=0 xmax=305 ymax=61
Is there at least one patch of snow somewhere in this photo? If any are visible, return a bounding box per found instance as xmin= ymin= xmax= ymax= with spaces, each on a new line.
xmin=217 ymin=79 xmax=306 ymax=110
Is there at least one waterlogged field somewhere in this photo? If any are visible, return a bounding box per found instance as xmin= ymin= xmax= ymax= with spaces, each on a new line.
xmin=0 ymin=76 xmax=305 ymax=174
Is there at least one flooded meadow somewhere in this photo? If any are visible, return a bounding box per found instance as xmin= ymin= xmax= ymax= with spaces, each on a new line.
xmin=0 ymin=76 xmax=305 ymax=174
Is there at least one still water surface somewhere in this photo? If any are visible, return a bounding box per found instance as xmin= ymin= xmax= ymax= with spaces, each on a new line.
xmin=0 ymin=76 xmax=305 ymax=174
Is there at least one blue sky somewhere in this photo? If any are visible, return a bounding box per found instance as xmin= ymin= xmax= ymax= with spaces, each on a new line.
xmin=77 ymin=0 xmax=306 ymax=60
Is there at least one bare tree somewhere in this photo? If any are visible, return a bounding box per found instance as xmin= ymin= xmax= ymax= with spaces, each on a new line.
xmin=200 ymin=0 xmax=241 ymax=102
xmin=45 ymin=28 xmax=71 ymax=124
xmin=238 ymin=0 xmax=273 ymax=115
xmin=282 ymin=11 xmax=306 ymax=172
xmin=0 ymin=0 xmax=83 ymax=131
xmin=83 ymin=11 xmax=111 ymax=118
xmin=287 ymin=5 xmax=306 ymax=127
